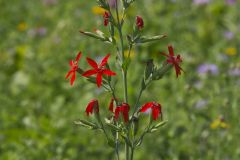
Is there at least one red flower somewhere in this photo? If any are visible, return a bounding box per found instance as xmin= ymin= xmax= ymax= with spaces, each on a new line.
xmin=85 ymin=99 xmax=99 ymax=116
xmin=114 ymin=103 xmax=130 ymax=123
xmin=161 ymin=45 xmax=183 ymax=77
xmin=82 ymin=54 xmax=116 ymax=88
xmin=136 ymin=16 xmax=144 ymax=30
xmin=103 ymin=11 xmax=110 ymax=26
xmin=65 ymin=52 xmax=82 ymax=86
xmin=140 ymin=102 xmax=162 ymax=120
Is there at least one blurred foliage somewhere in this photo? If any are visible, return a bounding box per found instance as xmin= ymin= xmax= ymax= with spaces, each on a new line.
xmin=0 ymin=0 xmax=240 ymax=159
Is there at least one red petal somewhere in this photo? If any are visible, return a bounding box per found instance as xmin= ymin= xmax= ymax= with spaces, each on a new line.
xmin=103 ymin=69 xmax=116 ymax=76
xmin=65 ymin=70 xmax=73 ymax=79
xmin=96 ymin=73 xmax=102 ymax=88
xmin=140 ymin=102 xmax=153 ymax=112
xmin=100 ymin=54 xmax=110 ymax=67
xmin=122 ymin=103 xmax=130 ymax=112
xmin=167 ymin=59 xmax=174 ymax=64
xmin=168 ymin=45 xmax=174 ymax=56
xmin=174 ymin=64 xmax=183 ymax=77
xmin=176 ymin=55 xmax=182 ymax=62
xmin=85 ymin=101 xmax=94 ymax=116
xmin=69 ymin=60 xmax=74 ymax=67
xmin=82 ymin=69 xmax=97 ymax=77
xmin=85 ymin=100 xmax=99 ymax=116
xmin=122 ymin=104 xmax=130 ymax=123
xmin=114 ymin=107 xmax=121 ymax=120
xmin=75 ymin=52 xmax=82 ymax=62
xmin=70 ymin=72 xmax=76 ymax=86
xmin=86 ymin=57 xmax=98 ymax=69
xmin=152 ymin=107 xmax=160 ymax=120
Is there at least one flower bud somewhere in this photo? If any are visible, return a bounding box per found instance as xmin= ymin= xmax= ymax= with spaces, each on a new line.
xmin=103 ymin=11 xmax=110 ymax=26
xmin=85 ymin=99 xmax=99 ymax=116
xmin=136 ymin=16 xmax=144 ymax=30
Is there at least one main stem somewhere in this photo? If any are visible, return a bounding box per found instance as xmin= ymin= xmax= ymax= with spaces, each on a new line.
xmin=115 ymin=1 xmax=128 ymax=104
xmin=130 ymin=147 xmax=134 ymax=160
xmin=115 ymin=1 xmax=130 ymax=160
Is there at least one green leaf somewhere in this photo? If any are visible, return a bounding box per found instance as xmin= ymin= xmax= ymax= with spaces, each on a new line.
xmin=105 ymin=123 xmax=122 ymax=132
xmin=135 ymin=137 xmax=143 ymax=147
xmin=79 ymin=30 xmax=110 ymax=42
xmin=135 ymin=35 xmax=167 ymax=44
xmin=154 ymin=120 xmax=167 ymax=128
xmin=144 ymin=59 xmax=154 ymax=81
xmin=152 ymin=63 xmax=172 ymax=80
xmin=74 ymin=119 xmax=98 ymax=130
xmin=150 ymin=128 xmax=158 ymax=133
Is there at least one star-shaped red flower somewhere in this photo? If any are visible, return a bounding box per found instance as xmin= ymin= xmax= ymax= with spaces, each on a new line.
xmin=82 ymin=54 xmax=116 ymax=87
xmin=140 ymin=102 xmax=162 ymax=120
xmin=114 ymin=103 xmax=130 ymax=123
xmin=161 ymin=45 xmax=183 ymax=77
xmin=85 ymin=99 xmax=99 ymax=116
xmin=65 ymin=52 xmax=82 ymax=86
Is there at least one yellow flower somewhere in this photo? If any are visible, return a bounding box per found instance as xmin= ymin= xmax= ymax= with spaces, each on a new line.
xmin=17 ymin=22 xmax=27 ymax=31
xmin=124 ymin=50 xmax=135 ymax=58
xmin=220 ymin=122 xmax=229 ymax=129
xmin=210 ymin=119 xmax=221 ymax=129
xmin=225 ymin=47 xmax=237 ymax=56
xmin=92 ymin=6 xmax=107 ymax=15
xmin=210 ymin=118 xmax=229 ymax=129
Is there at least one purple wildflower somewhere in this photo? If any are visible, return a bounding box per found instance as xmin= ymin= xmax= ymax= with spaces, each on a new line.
xmin=197 ymin=63 xmax=219 ymax=75
xmin=224 ymin=31 xmax=234 ymax=40
xmin=225 ymin=0 xmax=236 ymax=5
xmin=193 ymin=0 xmax=210 ymax=5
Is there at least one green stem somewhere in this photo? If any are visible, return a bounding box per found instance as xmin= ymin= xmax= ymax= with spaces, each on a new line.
xmin=122 ymin=70 xmax=128 ymax=103
xmin=125 ymin=143 xmax=130 ymax=160
xmin=115 ymin=1 xmax=131 ymax=160
xmin=115 ymin=130 xmax=120 ymax=160
xmin=115 ymin=0 xmax=128 ymax=104
xmin=130 ymin=147 xmax=134 ymax=160
xmin=131 ymin=85 xmax=144 ymax=119
xmin=127 ymin=44 xmax=133 ymax=59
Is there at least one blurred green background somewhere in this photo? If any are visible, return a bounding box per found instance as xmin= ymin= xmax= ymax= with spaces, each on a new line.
xmin=0 ymin=0 xmax=240 ymax=159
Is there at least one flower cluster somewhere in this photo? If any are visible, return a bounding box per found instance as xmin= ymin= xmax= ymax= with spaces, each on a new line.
xmin=67 ymin=0 xmax=184 ymax=159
